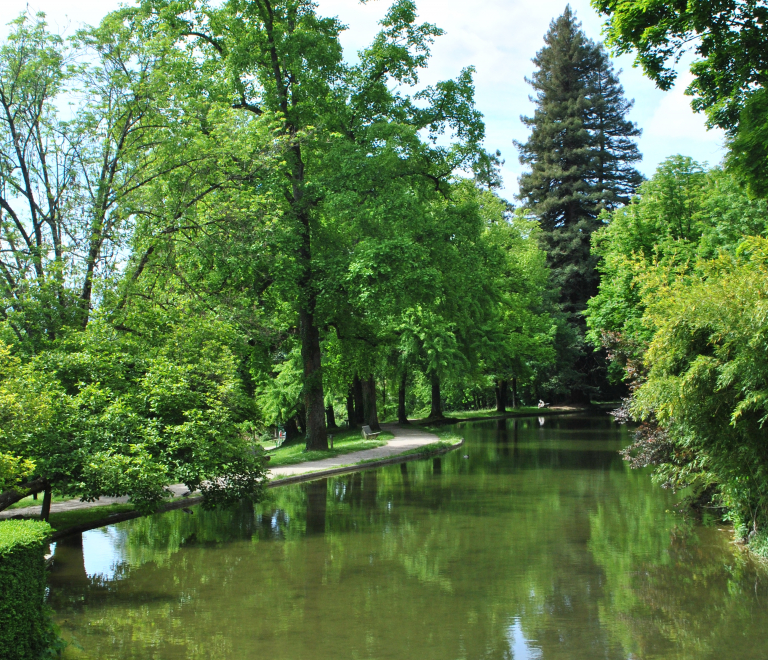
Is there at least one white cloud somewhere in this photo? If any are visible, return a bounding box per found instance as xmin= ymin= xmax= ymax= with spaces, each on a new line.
xmin=646 ymin=74 xmax=708 ymax=140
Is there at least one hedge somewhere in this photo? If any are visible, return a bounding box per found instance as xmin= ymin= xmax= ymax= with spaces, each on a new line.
xmin=0 ymin=520 xmax=53 ymax=660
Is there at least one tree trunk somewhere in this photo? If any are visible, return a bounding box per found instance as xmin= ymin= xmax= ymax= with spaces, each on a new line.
xmin=353 ymin=374 xmax=365 ymax=424
xmin=346 ymin=388 xmax=357 ymax=429
xmin=361 ymin=374 xmax=381 ymax=431
xmin=380 ymin=378 xmax=386 ymax=419
xmin=400 ymin=462 xmax=411 ymax=498
xmin=511 ymin=377 xmax=518 ymax=408
xmin=305 ymin=479 xmax=327 ymax=536
xmin=430 ymin=372 xmax=443 ymax=419
xmin=325 ymin=403 xmax=337 ymax=429
xmin=398 ymin=369 xmax=409 ymax=424
xmin=47 ymin=533 xmax=89 ymax=591
xmin=0 ymin=477 xmax=47 ymax=513
xmin=496 ymin=379 xmax=508 ymax=413
xmin=284 ymin=416 xmax=302 ymax=445
xmin=296 ymin=405 xmax=307 ymax=436
xmin=362 ymin=471 xmax=377 ymax=509
xmin=300 ymin=306 xmax=327 ymax=450
xmin=41 ymin=487 xmax=52 ymax=522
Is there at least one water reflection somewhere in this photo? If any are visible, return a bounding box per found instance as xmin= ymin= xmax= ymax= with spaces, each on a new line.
xmin=48 ymin=415 xmax=768 ymax=660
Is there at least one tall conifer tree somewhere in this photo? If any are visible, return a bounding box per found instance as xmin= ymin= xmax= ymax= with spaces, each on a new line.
xmin=516 ymin=6 xmax=641 ymax=399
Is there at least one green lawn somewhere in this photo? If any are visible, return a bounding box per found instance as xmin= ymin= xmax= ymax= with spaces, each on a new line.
xmin=422 ymin=425 xmax=464 ymax=445
xmin=356 ymin=441 xmax=456 ymax=464
xmin=2 ymin=504 xmax=139 ymax=533
xmin=47 ymin=504 xmax=138 ymax=532
xmin=266 ymin=427 xmax=392 ymax=467
xmin=443 ymin=407 xmax=543 ymax=419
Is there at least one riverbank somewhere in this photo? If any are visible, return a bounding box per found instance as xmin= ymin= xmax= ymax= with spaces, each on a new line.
xmin=412 ymin=403 xmax=602 ymax=425
xmin=1 ymin=424 xmax=463 ymax=539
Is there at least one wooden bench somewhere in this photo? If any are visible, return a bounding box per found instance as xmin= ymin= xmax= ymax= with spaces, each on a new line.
xmin=361 ymin=425 xmax=381 ymax=440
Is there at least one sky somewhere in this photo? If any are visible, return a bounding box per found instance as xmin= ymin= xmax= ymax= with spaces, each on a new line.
xmin=1 ymin=0 xmax=726 ymax=200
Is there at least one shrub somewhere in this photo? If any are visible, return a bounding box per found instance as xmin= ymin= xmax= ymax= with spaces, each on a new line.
xmin=0 ymin=520 xmax=54 ymax=660
xmin=630 ymin=238 xmax=768 ymax=554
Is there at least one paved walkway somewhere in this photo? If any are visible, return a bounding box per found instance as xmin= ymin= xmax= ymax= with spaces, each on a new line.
xmin=0 ymin=484 xmax=190 ymax=520
xmin=268 ymin=423 xmax=439 ymax=478
xmin=0 ymin=424 xmax=441 ymax=519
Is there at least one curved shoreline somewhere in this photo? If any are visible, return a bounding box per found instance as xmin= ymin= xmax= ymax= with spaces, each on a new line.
xmin=42 ymin=432 xmax=463 ymax=540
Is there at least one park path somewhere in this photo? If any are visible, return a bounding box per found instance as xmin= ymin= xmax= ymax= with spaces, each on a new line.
xmin=268 ymin=423 xmax=439 ymax=478
xmin=0 ymin=423 xmax=441 ymax=519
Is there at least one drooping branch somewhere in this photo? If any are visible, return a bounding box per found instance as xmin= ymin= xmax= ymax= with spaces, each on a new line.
xmin=0 ymin=476 xmax=48 ymax=513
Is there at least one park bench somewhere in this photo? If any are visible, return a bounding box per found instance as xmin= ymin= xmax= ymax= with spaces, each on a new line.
xmin=361 ymin=425 xmax=381 ymax=440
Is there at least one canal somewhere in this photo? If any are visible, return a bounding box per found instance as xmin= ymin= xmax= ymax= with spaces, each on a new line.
xmin=48 ymin=414 xmax=768 ymax=659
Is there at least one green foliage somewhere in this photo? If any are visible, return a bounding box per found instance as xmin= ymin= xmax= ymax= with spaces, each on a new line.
xmin=593 ymin=0 xmax=768 ymax=132
xmin=0 ymin=320 xmax=268 ymax=513
xmin=588 ymin=152 xmax=768 ymax=554
xmin=517 ymin=7 xmax=642 ymax=315
xmin=0 ymin=520 xmax=58 ymax=660
xmin=587 ymin=157 xmax=768 ymax=379
xmin=630 ymin=239 xmax=768 ymax=546
xmin=0 ymin=0 xmax=574 ymax=506
xmin=727 ymin=88 xmax=768 ymax=198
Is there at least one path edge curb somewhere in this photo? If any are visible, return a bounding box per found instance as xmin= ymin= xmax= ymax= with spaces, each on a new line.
xmin=267 ymin=438 xmax=464 ymax=488
xmin=48 ymin=438 xmax=464 ymax=541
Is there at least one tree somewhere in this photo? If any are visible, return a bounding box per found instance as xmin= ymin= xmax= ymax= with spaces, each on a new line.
xmin=586 ymin=157 xmax=768 ymax=381
xmin=0 ymin=321 xmax=268 ymax=517
xmin=481 ymin=204 xmax=555 ymax=411
xmin=119 ymin=0 xmax=485 ymax=449
xmin=516 ymin=6 xmax=641 ymax=399
xmin=587 ymin=154 xmax=768 ymax=554
xmin=592 ymin=1 xmax=768 ymax=199
xmin=592 ymin=0 xmax=768 ymax=132
xmin=628 ymin=238 xmax=768 ymax=551
xmin=517 ymin=6 xmax=642 ymax=315
xmin=0 ymin=13 xmax=174 ymax=351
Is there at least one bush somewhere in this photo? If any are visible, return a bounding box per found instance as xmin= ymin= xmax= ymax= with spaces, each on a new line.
xmin=0 ymin=319 xmax=268 ymax=514
xmin=630 ymin=238 xmax=768 ymax=553
xmin=0 ymin=520 xmax=54 ymax=660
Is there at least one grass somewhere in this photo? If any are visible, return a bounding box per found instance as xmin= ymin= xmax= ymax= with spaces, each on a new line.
xmin=422 ymin=425 xmax=465 ymax=445
xmin=2 ymin=504 xmax=138 ymax=533
xmin=442 ymin=406 xmax=544 ymax=419
xmin=356 ymin=440 xmax=457 ymax=464
xmin=6 ymin=493 xmax=73 ymax=511
xmin=266 ymin=427 xmax=392 ymax=467
xmin=47 ymin=504 xmax=137 ymax=532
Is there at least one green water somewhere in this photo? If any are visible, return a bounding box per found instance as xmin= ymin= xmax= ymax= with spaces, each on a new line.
xmin=48 ymin=415 xmax=768 ymax=660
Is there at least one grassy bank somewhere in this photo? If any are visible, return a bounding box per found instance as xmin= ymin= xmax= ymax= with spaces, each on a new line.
xmin=47 ymin=505 xmax=137 ymax=533
xmin=422 ymin=425 xmax=464 ymax=444
xmin=443 ymin=407 xmax=543 ymax=419
xmin=356 ymin=440 xmax=458 ymax=465
xmin=266 ymin=427 xmax=392 ymax=467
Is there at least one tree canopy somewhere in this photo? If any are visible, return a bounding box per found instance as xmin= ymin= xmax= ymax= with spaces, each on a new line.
xmin=0 ymin=3 xmax=556 ymax=516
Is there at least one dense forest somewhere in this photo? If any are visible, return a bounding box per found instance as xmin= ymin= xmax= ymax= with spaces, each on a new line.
xmin=1 ymin=0 xmax=768 ymax=556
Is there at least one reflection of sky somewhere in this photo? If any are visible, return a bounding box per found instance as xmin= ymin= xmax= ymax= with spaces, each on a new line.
xmin=82 ymin=528 xmax=122 ymax=580
xmin=507 ymin=619 xmax=542 ymax=660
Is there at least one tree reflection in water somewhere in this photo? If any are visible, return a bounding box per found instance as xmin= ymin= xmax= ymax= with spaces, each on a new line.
xmin=48 ymin=415 xmax=768 ymax=660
